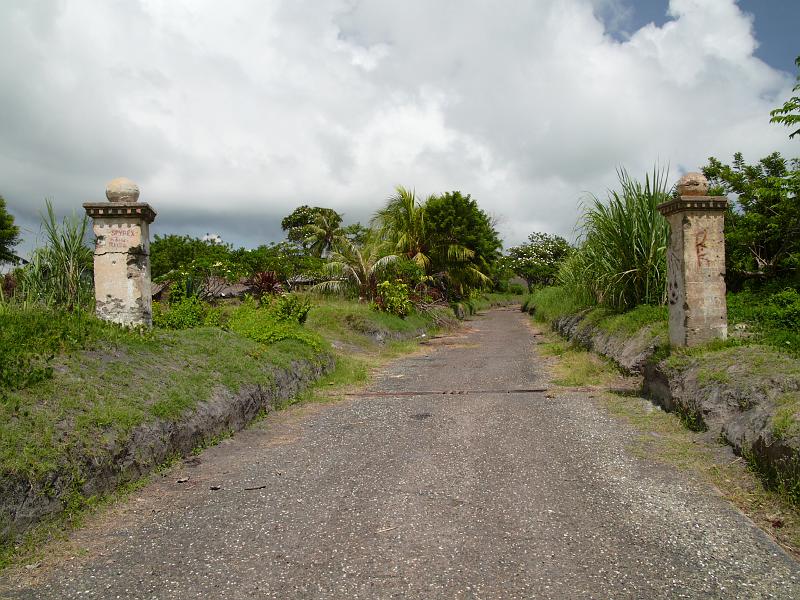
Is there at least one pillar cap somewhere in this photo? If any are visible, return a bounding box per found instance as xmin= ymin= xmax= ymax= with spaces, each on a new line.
xmin=83 ymin=202 xmax=157 ymax=224
xmin=106 ymin=177 xmax=140 ymax=203
xmin=657 ymin=196 xmax=727 ymax=216
xmin=675 ymin=172 xmax=709 ymax=196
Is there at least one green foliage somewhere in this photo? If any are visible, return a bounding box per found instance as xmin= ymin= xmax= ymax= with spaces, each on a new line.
xmin=150 ymin=234 xmax=232 ymax=279
xmin=231 ymin=242 xmax=324 ymax=283
xmin=313 ymin=237 xmax=398 ymax=300
xmin=524 ymin=286 xmax=589 ymax=321
xmin=152 ymin=238 xmax=242 ymax=301
xmin=702 ymin=152 xmax=800 ymax=287
xmin=0 ymin=304 xmax=143 ymax=397
xmin=281 ymin=206 xmax=344 ymax=257
xmin=506 ymin=232 xmax=572 ymax=289
xmin=0 ymin=196 xmax=21 ymax=265
xmin=770 ymin=56 xmax=800 ymax=139
xmin=341 ymin=222 xmax=370 ymax=246
xmin=727 ymin=286 xmax=800 ymax=356
xmin=152 ymin=295 xmax=220 ymax=330
xmin=268 ymin=293 xmax=312 ymax=324
xmin=508 ymin=283 xmax=526 ymax=295
xmin=372 ymin=186 xmax=500 ymax=301
xmin=227 ymin=300 xmax=322 ymax=351
xmin=424 ymin=191 xmax=501 ymax=299
xmin=17 ymin=201 xmax=93 ymax=311
xmin=373 ymin=280 xmax=412 ymax=317
xmin=558 ymin=167 xmax=671 ymax=311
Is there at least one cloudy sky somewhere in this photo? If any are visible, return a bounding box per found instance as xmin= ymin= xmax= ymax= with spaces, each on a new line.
xmin=1 ymin=0 xmax=798 ymax=258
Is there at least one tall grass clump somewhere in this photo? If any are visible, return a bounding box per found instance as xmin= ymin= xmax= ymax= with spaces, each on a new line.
xmin=17 ymin=201 xmax=93 ymax=311
xmin=559 ymin=167 xmax=671 ymax=311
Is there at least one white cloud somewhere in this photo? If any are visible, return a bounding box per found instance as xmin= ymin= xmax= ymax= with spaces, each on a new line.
xmin=0 ymin=0 xmax=795 ymax=256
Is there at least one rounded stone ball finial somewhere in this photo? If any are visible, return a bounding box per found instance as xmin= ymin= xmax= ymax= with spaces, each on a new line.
xmin=106 ymin=177 xmax=140 ymax=203
xmin=676 ymin=172 xmax=709 ymax=197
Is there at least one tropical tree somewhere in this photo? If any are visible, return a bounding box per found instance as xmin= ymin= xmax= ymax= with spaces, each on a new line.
xmin=373 ymin=186 xmax=432 ymax=269
xmin=312 ymin=237 xmax=398 ymax=300
xmin=424 ymin=191 xmax=501 ymax=298
xmin=770 ymin=56 xmax=800 ymax=139
xmin=506 ymin=232 xmax=573 ymax=289
xmin=702 ymin=151 xmax=800 ymax=287
xmin=0 ymin=195 xmax=21 ymax=265
xmin=281 ymin=205 xmax=343 ymax=256
xmin=302 ymin=210 xmax=346 ymax=257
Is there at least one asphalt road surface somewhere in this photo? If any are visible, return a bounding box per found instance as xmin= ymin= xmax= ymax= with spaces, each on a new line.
xmin=2 ymin=309 xmax=799 ymax=599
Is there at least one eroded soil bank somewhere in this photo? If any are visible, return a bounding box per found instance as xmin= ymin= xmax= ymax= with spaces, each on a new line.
xmin=551 ymin=310 xmax=800 ymax=498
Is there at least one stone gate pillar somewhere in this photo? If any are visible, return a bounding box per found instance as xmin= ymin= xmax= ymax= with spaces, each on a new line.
xmin=83 ymin=178 xmax=157 ymax=327
xmin=657 ymin=173 xmax=727 ymax=347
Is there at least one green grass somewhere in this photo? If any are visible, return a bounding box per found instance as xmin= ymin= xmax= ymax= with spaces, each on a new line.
xmin=538 ymin=336 xmax=621 ymax=388
xmin=583 ymin=304 xmax=667 ymax=337
xmin=523 ymin=286 xmax=588 ymax=322
xmin=773 ymin=392 xmax=800 ymax=441
xmin=0 ymin=295 xmax=450 ymax=569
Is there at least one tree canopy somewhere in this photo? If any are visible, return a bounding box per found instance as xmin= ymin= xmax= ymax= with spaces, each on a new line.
xmin=506 ymin=232 xmax=572 ymax=289
xmin=281 ymin=205 xmax=343 ymax=256
xmin=770 ymin=56 xmax=800 ymax=139
xmin=702 ymin=151 xmax=800 ymax=287
xmin=0 ymin=196 xmax=21 ymax=265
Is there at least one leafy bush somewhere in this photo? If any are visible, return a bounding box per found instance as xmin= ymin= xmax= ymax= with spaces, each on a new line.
xmin=17 ymin=201 xmax=93 ymax=311
xmin=227 ymin=301 xmax=321 ymax=350
xmin=508 ymin=283 xmax=526 ymax=295
xmin=248 ymin=271 xmax=283 ymax=297
xmin=728 ymin=286 xmax=800 ymax=355
xmin=702 ymin=152 xmax=800 ymax=288
xmin=268 ymin=294 xmax=312 ymax=324
xmin=524 ymin=286 xmax=589 ymax=322
xmin=152 ymin=283 xmax=221 ymax=330
xmin=373 ymin=280 xmax=412 ymax=317
xmin=505 ymin=232 xmax=573 ymax=289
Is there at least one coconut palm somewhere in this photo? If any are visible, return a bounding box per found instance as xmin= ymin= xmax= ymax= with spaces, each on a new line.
xmin=312 ymin=237 xmax=398 ymax=300
xmin=373 ymin=186 xmax=477 ymax=275
xmin=303 ymin=210 xmax=345 ymax=258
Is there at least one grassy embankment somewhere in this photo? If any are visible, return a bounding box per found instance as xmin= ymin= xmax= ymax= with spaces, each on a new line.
xmin=0 ymin=295 xmax=457 ymax=567
xmin=524 ymin=285 xmax=800 ymax=554
xmin=523 ymin=285 xmax=800 ymax=444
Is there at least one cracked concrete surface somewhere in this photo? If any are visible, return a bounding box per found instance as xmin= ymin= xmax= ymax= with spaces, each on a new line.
xmin=1 ymin=308 xmax=798 ymax=599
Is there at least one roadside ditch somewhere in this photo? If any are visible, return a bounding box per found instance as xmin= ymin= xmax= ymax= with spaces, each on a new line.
xmin=544 ymin=308 xmax=800 ymax=502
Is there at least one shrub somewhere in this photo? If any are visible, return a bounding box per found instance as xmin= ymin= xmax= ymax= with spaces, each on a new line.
xmin=728 ymin=286 xmax=800 ymax=355
xmin=248 ymin=271 xmax=283 ymax=297
xmin=227 ymin=300 xmax=321 ymax=350
xmin=17 ymin=201 xmax=93 ymax=311
xmin=373 ymin=280 xmax=412 ymax=317
xmin=268 ymin=294 xmax=312 ymax=324
xmin=508 ymin=283 xmax=526 ymax=295
xmin=152 ymin=283 xmax=221 ymax=330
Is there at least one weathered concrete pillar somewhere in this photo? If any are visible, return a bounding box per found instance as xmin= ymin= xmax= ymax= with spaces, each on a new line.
xmin=657 ymin=173 xmax=728 ymax=347
xmin=83 ymin=178 xmax=157 ymax=327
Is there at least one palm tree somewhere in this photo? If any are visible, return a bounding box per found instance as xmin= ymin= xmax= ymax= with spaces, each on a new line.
xmin=372 ymin=186 xmax=432 ymax=269
xmin=303 ymin=210 xmax=345 ymax=258
xmin=312 ymin=237 xmax=398 ymax=300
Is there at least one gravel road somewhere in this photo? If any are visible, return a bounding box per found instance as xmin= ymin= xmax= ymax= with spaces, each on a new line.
xmin=2 ymin=308 xmax=798 ymax=599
